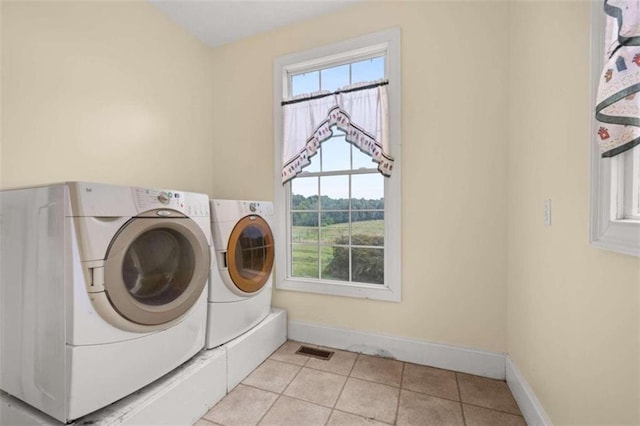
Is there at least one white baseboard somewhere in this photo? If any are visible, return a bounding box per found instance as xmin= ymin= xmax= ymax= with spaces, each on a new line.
xmin=288 ymin=320 xmax=506 ymax=380
xmin=506 ymin=355 xmax=553 ymax=426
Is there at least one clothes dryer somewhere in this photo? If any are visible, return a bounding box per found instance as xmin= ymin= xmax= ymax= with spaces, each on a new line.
xmin=0 ymin=182 xmax=211 ymax=423
xmin=207 ymin=200 xmax=274 ymax=349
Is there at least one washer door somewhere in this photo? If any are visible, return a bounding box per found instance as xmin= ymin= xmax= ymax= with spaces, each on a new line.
xmin=227 ymin=215 xmax=274 ymax=293
xmin=104 ymin=216 xmax=209 ymax=326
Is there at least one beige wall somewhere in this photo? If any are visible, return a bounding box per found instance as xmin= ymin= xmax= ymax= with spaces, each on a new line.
xmin=5 ymin=1 xmax=638 ymax=423
xmin=1 ymin=1 xmax=215 ymax=195
xmin=210 ymin=1 xmax=510 ymax=353
xmin=507 ymin=2 xmax=640 ymax=424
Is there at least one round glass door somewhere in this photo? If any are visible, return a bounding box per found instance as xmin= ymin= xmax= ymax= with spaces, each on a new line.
xmin=104 ymin=216 xmax=209 ymax=326
xmin=227 ymin=215 xmax=274 ymax=293
xmin=122 ymin=229 xmax=194 ymax=306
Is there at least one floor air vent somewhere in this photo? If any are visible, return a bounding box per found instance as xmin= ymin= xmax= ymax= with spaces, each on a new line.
xmin=296 ymin=345 xmax=334 ymax=360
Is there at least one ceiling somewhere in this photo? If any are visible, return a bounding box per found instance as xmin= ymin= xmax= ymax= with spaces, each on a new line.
xmin=149 ymin=1 xmax=359 ymax=48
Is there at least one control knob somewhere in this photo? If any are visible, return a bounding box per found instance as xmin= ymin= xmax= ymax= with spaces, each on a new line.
xmin=157 ymin=192 xmax=170 ymax=205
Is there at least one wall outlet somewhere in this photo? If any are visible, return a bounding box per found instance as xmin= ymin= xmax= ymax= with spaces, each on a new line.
xmin=543 ymin=199 xmax=552 ymax=226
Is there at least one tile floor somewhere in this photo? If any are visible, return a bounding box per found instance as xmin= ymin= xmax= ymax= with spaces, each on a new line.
xmin=197 ymin=341 xmax=526 ymax=426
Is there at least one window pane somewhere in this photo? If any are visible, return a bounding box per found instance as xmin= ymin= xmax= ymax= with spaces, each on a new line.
xmin=351 ymin=214 xmax=384 ymax=247
xmin=352 ymin=247 xmax=384 ymax=284
xmin=291 ymin=244 xmax=319 ymax=278
xmin=352 ymin=146 xmax=376 ymax=170
xmin=333 ymin=127 xmax=346 ymax=137
xmin=291 ymin=177 xmax=318 ymax=210
xmin=351 ymin=174 xmax=384 ymax=209
xmin=304 ymin=152 xmax=321 ymax=173
xmin=320 ymin=64 xmax=349 ymax=91
xmin=321 ymin=245 xmax=349 ymax=282
xmin=320 ymin=211 xmax=349 ymax=245
xmin=351 ymin=56 xmax=385 ymax=83
xmin=322 ymin=136 xmax=350 ymax=172
xmin=292 ymin=212 xmax=318 ymax=243
xmin=320 ymin=175 xmax=349 ymax=208
xmin=291 ymin=71 xmax=319 ymax=96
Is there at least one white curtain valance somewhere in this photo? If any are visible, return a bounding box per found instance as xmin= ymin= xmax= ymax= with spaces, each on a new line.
xmin=281 ymin=80 xmax=393 ymax=183
xmin=596 ymin=0 xmax=640 ymax=158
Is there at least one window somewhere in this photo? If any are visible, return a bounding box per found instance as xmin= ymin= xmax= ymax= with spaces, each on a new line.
xmin=590 ymin=2 xmax=640 ymax=256
xmin=274 ymin=29 xmax=402 ymax=300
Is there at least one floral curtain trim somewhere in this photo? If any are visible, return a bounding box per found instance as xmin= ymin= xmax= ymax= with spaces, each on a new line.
xmin=596 ymin=0 xmax=640 ymax=158
xmin=282 ymin=80 xmax=392 ymax=183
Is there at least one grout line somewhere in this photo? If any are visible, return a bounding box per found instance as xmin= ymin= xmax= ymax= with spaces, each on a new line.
xmin=393 ymin=362 xmax=405 ymax=425
xmin=264 ymin=357 xmax=307 ymax=368
xmin=456 ymin=373 xmax=467 ymax=426
xmin=399 ymin=388 xmax=463 ymax=405
xmin=325 ymin=353 xmax=358 ymax=423
xmin=331 ymin=408 xmax=395 ymax=425
xmin=256 ymin=394 xmax=281 ymax=425
xmin=266 ymin=391 xmax=337 ymax=410
xmin=347 ymin=353 xmax=359 ymax=377
xmin=302 ymin=363 xmax=351 ymax=377
xmin=344 ymin=374 xmax=402 ymax=390
xmin=323 ymin=409 xmax=333 ymax=426
xmin=237 ymin=383 xmax=282 ymax=397
xmin=460 ymin=402 xmax=525 ymax=417
xmin=331 ymin=368 xmax=350 ymax=410
xmin=280 ymin=362 xmax=305 ymax=397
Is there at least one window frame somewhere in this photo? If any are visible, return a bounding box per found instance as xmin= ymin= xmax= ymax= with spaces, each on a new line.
xmin=621 ymin=146 xmax=640 ymax=220
xmin=273 ymin=28 xmax=402 ymax=301
xmin=590 ymin=2 xmax=640 ymax=257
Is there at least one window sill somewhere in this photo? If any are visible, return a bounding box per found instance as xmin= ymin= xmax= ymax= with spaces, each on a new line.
xmin=615 ymin=218 xmax=640 ymax=224
xmin=276 ymin=277 xmax=401 ymax=302
xmin=590 ymin=219 xmax=640 ymax=257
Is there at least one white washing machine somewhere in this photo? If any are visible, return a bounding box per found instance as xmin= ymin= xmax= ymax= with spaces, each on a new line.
xmin=207 ymin=200 xmax=274 ymax=349
xmin=0 ymin=182 xmax=211 ymax=423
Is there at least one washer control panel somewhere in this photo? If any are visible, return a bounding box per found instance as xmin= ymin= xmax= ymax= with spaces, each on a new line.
xmin=69 ymin=182 xmax=210 ymax=218
xmin=134 ymin=188 xmax=182 ymax=210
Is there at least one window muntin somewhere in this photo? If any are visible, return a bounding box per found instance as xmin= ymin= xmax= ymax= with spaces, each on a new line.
xmin=286 ymin=55 xmax=386 ymax=286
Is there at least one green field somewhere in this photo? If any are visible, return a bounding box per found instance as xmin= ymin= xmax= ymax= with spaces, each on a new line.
xmin=292 ymin=219 xmax=384 ymax=244
xmin=291 ymin=220 xmax=384 ymax=281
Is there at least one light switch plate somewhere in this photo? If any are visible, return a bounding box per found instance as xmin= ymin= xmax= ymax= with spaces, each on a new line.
xmin=543 ymin=199 xmax=552 ymax=226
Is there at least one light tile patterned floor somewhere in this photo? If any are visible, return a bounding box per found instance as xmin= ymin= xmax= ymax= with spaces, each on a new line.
xmin=198 ymin=341 xmax=526 ymax=426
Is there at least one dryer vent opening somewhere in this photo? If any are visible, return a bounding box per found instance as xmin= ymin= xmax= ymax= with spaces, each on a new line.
xmin=295 ymin=346 xmax=334 ymax=360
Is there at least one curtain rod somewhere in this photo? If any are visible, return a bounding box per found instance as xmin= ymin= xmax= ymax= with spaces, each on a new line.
xmin=281 ymin=80 xmax=389 ymax=106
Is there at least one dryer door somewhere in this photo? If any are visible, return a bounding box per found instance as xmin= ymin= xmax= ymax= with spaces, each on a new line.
xmin=227 ymin=215 xmax=274 ymax=293
xmin=103 ymin=215 xmax=210 ymax=326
